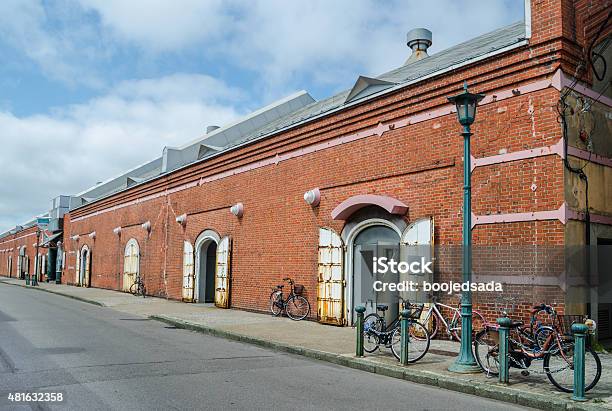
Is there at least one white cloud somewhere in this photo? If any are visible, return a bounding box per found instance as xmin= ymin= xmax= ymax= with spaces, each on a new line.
xmin=78 ymin=0 xmax=232 ymax=51
xmin=0 ymin=0 xmax=106 ymax=87
xmin=73 ymin=0 xmax=524 ymax=93
xmin=0 ymin=1 xmax=524 ymax=93
xmin=0 ymin=74 xmax=243 ymax=232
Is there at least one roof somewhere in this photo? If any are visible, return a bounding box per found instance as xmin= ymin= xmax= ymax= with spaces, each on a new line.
xmin=219 ymin=21 xmax=527 ymax=151
xmin=7 ymin=20 xmax=528 ymax=223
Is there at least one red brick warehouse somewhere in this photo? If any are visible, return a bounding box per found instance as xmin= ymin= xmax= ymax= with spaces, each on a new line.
xmin=1 ymin=1 xmax=610 ymax=335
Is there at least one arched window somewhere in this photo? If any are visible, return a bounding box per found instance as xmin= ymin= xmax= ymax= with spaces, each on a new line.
xmin=123 ymin=239 xmax=140 ymax=292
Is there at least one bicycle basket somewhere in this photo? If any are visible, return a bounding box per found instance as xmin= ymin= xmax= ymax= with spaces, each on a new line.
xmin=293 ymin=284 xmax=305 ymax=295
xmin=407 ymin=303 xmax=424 ymax=319
xmin=556 ymin=314 xmax=584 ymax=336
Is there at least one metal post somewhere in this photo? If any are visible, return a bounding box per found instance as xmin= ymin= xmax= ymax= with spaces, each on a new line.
xmin=449 ymin=123 xmax=480 ymax=373
xmin=497 ymin=317 xmax=511 ymax=383
xmin=400 ymin=308 xmax=411 ymax=366
xmin=572 ymin=323 xmax=588 ymax=401
xmin=355 ymin=306 xmax=366 ymax=357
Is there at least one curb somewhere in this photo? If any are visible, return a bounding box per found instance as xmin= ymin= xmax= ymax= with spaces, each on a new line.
xmin=0 ymin=279 xmax=105 ymax=307
xmin=149 ymin=314 xmax=606 ymax=411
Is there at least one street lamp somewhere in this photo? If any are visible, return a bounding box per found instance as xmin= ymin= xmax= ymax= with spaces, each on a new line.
xmin=448 ymin=81 xmax=484 ymax=373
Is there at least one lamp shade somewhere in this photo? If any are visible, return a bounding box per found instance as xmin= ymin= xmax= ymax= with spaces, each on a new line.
xmin=303 ymin=188 xmax=321 ymax=207
xmin=447 ymin=81 xmax=484 ymax=126
xmin=230 ymin=203 xmax=244 ymax=218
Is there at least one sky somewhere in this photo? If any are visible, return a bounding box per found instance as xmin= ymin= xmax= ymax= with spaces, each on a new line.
xmin=0 ymin=0 xmax=524 ymax=233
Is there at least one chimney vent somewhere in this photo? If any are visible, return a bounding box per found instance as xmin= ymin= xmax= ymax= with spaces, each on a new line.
xmin=405 ymin=28 xmax=432 ymax=64
xmin=206 ymin=125 xmax=220 ymax=134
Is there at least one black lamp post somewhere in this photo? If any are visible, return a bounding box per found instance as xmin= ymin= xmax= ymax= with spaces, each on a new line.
xmin=447 ymin=81 xmax=484 ymax=373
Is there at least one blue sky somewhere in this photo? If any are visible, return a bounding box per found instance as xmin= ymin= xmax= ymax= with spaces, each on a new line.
xmin=0 ymin=0 xmax=524 ymax=232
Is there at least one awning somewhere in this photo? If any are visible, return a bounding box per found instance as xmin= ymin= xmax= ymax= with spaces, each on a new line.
xmin=331 ymin=194 xmax=408 ymax=220
xmin=41 ymin=232 xmax=62 ymax=247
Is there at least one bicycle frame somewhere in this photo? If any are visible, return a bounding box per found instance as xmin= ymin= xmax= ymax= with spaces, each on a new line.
xmin=422 ymin=301 xmax=457 ymax=335
xmin=513 ymin=326 xmax=570 ymax=361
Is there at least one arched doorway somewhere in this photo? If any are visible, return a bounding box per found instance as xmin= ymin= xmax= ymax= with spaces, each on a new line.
xmin=18 ymin=247 xmax=27 ymax=280
xmin=79 ymin=245 xmax=91 ymax=287
xmin=194 ymin=230 xmax=220 ymax=303
xmin=123 ymin=239 xmax=139 ymax=292
xmin=351 ymin=222 xmax=401 ymax=325
xmin=7 ymin=255 xmax=12 ymax=278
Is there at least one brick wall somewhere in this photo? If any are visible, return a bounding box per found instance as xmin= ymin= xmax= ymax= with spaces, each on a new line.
xmin=0 ymin=226 xmax=48 ymax=280
xmin=24 ymin=0 xmax=605 ymax=323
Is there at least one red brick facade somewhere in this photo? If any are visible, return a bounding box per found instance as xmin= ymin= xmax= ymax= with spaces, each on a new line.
xmin=1 ymin=0 xmax=610 ymax=325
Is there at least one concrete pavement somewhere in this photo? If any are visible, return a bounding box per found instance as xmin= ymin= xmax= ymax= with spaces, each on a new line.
xmin=1 ymin=276 xmax=610 ymax=410
xmin=0 ymin=282 xmax=534 ymax=411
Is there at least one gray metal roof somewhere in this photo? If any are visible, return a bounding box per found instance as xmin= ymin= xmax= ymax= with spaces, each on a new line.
xmin=3 ymin=20 xmax=527 ymax=227
xmin=225 ymin=21 xmax=526 ymax=150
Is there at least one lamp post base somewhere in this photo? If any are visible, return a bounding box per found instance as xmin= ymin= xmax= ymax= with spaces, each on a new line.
xmin=448 ymin=361 xmax=481 ymax=374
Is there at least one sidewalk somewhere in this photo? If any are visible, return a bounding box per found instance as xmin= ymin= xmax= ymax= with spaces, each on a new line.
xmin=1 ymin=276 xmax=610 ymax=410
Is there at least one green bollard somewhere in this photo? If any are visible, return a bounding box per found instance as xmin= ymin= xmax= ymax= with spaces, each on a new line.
xmin=572 ymin=323 xmax=588 ymax=401
xmin=400 ymin=308 xmax=411 ymax=366
xmin=497 ymin=317 xmax=511 ymax=384
xmin=355 ymin=306 xmax=366 ymax=357
xmin=25 ymin=274 xmax=30 ymax=285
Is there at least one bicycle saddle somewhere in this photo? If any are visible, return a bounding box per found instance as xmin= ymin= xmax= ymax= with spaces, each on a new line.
xmin=376 ymin=304 xmax=388 ymax=311
xmin=276 ymin=285 xmax=284 ymax=289
xmin=508 ymin=321 xmax=524 ymax=328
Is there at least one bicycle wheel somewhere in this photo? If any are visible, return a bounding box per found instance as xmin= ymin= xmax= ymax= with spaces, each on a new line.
xmin=390 ymin=322 xmax=430 ymax=363
xmin=474 ymin=328 xmax=500 ymax=376
xmin=363 ymin=331 xmax=380 ymax=353
xmin=269 ymin=291 xmax=283 ymax=316
xmin=364 ymin=313 xmax=384 ymax=333
xmin=129 ymin=282 xmax=139 ymax=296
xmin=286 ymin=295 xmax=310 ymax=320
xmin=451 ymin=310 xmax=486 ymax=342
xmin=544 ymin=345 xmax=601 ymax=393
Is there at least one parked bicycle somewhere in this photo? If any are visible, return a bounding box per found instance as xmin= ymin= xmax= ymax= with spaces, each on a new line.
xmin=419 ymin=294 xmax=486 ymax=341
xmin=269 ymin=277 xmax=310 ymax=321
xmin=130 ymin=276 xmax=146 ymax=297
xmin=474 ymin=304 xmax=601 ymax=393
xmin=363 ymin=300 xmax=430 ymax=363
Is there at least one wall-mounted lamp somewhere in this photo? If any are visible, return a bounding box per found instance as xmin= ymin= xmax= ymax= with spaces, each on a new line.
xmin=230 ymin=203 xmax=244 ymax=218
xmin=88 ymin=231 xmax=96 ymax=239
xmin=71 ymin=235 xmax=80 ymax=241
xmin=142 ymin=221 xmax=151 ymax=233
xmin=113 ymin=227 xmax=122 ymax=236
xmin=303 ymin=188 xmax=321 ymax=207
xmin=176 ymin=214 xmax=187 ymax=226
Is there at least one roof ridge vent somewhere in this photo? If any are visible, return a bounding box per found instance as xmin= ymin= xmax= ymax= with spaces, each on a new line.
xmin=405 ymin=28 xmax=432 ymax=64
xmin=206 ymin=125 xmax=220 ymax=134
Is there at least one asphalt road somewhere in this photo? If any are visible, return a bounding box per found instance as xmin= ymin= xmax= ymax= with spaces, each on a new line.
xmin=0 ymin=283 xmax=532 ymax=411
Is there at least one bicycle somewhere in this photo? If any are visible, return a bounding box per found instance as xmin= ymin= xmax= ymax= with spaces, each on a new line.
xmin=269 ymin=277 xmax=310 ymax=321
xmin=419 ymin=295 xmax=486 ymax=341
xmin=474 ymin=306 xmax=601 ymax=393
xmin=363 ymin=301 xmax=430 ymax=363
xmin=130 ymin=276 xmax=146 ymax=297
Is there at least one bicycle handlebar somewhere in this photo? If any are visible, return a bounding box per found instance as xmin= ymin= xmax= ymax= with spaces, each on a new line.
xmin=531 ymin=303 xmax=556 ymax=315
